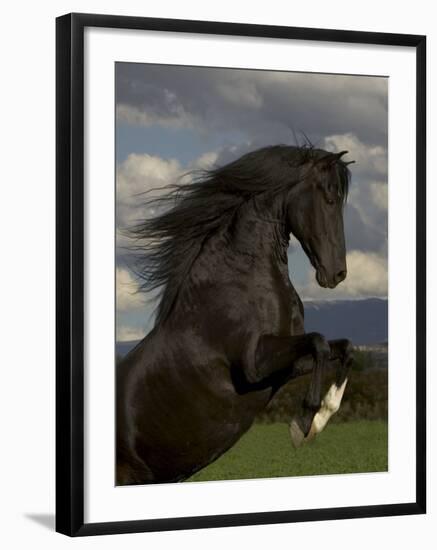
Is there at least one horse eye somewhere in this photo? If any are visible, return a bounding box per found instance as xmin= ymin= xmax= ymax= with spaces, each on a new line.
xmin=327 ymin=198 xmax=335 ymax=205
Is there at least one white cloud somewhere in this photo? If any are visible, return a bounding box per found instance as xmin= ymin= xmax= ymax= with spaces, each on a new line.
xmin=116 ymin=324 xmax=146 ymax=342
xmin=117 ymin=153 xmax=182 ymax=202
xmin=191 ymin=151 xmax=219 ymax=170
xmin=370 ymin=181 xmax=388 ymax=210
xmin=298 ymin=250 xmax=388 ymax=300
xmin=116 ymin=267 xmax=144 ymax=312
xmin=116 ymin=151 xmax=220 ymax=228
xmin=339 ymin=251 xmax=388 ymax=297
xmin=116 ymin=153 xmax=184 ymax=251
xmin=116 ymin=151 xmax=220 ymax=252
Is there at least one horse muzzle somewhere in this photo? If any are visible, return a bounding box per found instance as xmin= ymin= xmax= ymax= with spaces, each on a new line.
xmin=316 ymin=267 xmax=347 ymax=289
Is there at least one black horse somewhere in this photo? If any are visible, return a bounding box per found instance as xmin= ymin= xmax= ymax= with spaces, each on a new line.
xmin=117 ymin=144 xmax=354 ymax=485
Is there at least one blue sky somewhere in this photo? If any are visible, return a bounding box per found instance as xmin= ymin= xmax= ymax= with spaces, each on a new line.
xmin=115 ymin=63 xmax=388 ymax=342
xmin=116 ymin=123 xmax=247 ymax=165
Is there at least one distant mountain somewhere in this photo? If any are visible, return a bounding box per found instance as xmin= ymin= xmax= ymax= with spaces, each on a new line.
xmin=116 ymin=298 xmax=388 ymax=357
xmin=304 ymin=298 xmax=388 ymax=345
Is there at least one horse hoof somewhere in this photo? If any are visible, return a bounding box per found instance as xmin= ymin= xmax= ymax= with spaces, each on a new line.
xmin=289 ymin=419 xmax=305 ymax=448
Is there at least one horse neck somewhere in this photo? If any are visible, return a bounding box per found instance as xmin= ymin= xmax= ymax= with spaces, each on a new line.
xmin=167 ymin=197 xmax=291 ymax=323
xmin=243 ymin=204 xmax=286 ymax=250
xmin=211 ymin=197 xmax=290 ymax=274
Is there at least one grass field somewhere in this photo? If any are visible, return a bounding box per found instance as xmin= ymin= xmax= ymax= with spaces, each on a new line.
xmin=187 ymin=421 xmax=388 ymax=482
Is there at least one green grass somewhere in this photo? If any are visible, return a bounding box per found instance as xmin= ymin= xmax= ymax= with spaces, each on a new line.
xmin=187 ymin=421 xmax=388 ymax=482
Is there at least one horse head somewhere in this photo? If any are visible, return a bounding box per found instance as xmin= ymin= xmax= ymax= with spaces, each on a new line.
xmin=286 ymin=149 xmax=353 ymax=289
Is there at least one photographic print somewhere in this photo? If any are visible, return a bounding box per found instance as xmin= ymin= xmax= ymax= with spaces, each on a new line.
xmin=115 ymin=63 xmax=388 ymax=486
xmin=56 ymin=14 xmax=425 ymax=535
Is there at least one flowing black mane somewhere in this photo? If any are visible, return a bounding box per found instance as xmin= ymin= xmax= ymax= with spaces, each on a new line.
xmin=127 ymin=144 xmax=352 ymax=324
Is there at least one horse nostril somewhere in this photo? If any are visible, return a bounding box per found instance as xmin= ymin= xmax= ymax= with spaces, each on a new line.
xmin=336 ymin=270 xmax=347 ymax=283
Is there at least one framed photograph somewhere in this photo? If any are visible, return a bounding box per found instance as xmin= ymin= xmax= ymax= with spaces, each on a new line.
xmin=56 ymin=12 xmax=426 ymax=536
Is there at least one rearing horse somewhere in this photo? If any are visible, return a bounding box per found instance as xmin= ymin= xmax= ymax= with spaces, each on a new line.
xmin=117 ymin=144 xmax=354 ymax=485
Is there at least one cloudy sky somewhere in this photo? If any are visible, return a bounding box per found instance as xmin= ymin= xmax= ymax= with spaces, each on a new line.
xmin=115 ymin=63 xmax=388 ymax=342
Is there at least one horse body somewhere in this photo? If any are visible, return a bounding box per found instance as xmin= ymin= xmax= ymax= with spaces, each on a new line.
xmin=117 ymin=145 xmax=354 ymax=485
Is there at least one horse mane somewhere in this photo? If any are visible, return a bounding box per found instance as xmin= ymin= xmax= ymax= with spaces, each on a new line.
xmin=127 ymin=144 xmax=351 ymax=325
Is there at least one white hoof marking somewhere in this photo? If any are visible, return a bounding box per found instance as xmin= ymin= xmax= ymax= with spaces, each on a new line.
xmin=309 ymin=378 xmax=348 ymax=436
xmin=324 ymin=377 xmax=348 ymax=413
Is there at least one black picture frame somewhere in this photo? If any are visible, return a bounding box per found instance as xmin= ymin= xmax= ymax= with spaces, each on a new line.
xmin=56 ymin=12 xmax=426 ymax=537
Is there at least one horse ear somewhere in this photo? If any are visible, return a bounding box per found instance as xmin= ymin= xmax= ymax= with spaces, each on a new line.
xmin=334 ymin=150 xmax=349 ymax=160
xmin=318 ymin=151 xmax=352 ymax=167
xmin=327 ymin=151 xmax=349 ymax=164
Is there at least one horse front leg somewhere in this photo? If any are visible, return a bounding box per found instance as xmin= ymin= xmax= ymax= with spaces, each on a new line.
xmin=289 ymin=338 xmax=353 ymax=447
xmin=250 ymin=332 xmax=331 ymax=438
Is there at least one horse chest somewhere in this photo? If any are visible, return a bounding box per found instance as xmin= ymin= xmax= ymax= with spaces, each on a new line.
xmin=254 ymin=274 xmax=304 ymax=336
